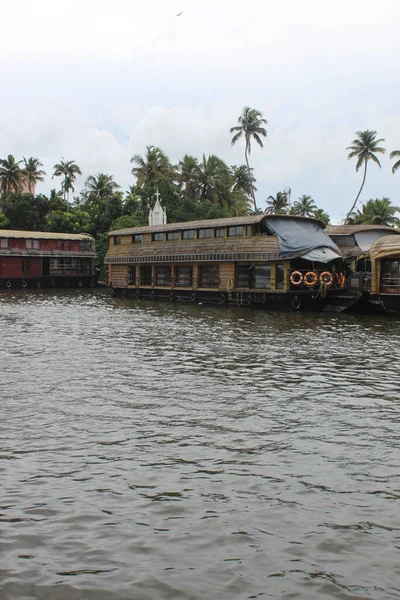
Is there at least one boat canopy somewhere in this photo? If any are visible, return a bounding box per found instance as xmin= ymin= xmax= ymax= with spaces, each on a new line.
xmin=263 ymin=217 xmax=340 ymax=260
xmin=354 ymin=230 xmax=393 ymax=252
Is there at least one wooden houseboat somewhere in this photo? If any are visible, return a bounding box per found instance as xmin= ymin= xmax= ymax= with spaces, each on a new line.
xmin=326 ymin=224 xmax=400 ymax=311
xmin=105 ymin=214 xmax=360 ymax=311
xmin=0 ymin=230 xmax=97 ymax=289
xmin=368 ymin=235 xmax=400 ymax=314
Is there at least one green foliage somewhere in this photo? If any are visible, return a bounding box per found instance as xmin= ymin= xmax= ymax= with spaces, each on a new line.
xmin=348 ymin=198 xmax=400 ymax=227
xmin=0 ymin=212 xmax=10 ymax=229
xmin=2 ymin=193 xmax=49 ymax=230
xmin=110 ymin=213 xmax=147 ymax=231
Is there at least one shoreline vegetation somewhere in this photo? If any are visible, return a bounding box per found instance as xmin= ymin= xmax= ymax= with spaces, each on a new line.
xmin=0 ymin=108 xmax=399 ymax=269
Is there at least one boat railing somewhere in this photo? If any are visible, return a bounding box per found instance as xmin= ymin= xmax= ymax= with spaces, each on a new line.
xmin=105 ymin=251 xmax=293 ymax=264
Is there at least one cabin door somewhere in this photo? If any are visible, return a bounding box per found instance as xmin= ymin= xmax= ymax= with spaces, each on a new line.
xmin=42 ymin=258 xmax=50 ymax=277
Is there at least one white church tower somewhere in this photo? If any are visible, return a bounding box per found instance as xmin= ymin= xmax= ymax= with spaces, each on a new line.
xmin=149 ymin=188 xmax=167 ymax=226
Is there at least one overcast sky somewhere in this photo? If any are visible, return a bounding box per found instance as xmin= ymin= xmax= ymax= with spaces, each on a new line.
xmin=1 ymin=0 xmax=399 ymax=222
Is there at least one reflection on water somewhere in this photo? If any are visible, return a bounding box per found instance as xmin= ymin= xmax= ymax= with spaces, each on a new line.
xmin=0 ymin=289 xmax=399 ymax=599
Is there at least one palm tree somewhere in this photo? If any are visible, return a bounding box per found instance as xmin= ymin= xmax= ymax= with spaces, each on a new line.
xmin=53 ymin=158 xmax=82 ymax=203
xmin=265 ymin=191 xmax=288 ymax=215
xmin=345 ymin=130 xmax=386 ymax=223
xmin=230 ymin=106 xmax=267 ymax=211
xmin=390 ymin=150 xmax=400 ymax=174
xmin=23 ymin=157 xmax=46 ymax=194
xmin=0 ymin=154 xmax=23 ymax=195
xmin=291 ymin=194 xmax=317 ymax=217
xmin=85 ymin=173 xmax=121 ymax=199
xmin=196 ymin=154 xmax=229 ymax=205
xmin=349 ymin=198 xmax=400 ymax=227
xmin=176 ymin=155 xmax=200 ymax=199
xmin=313 ymin=208 xmax=330 ymax=226
xmin=130 ymin=146 xmax=172 ymax=187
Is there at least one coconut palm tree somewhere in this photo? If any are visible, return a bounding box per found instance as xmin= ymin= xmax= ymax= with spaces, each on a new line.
xmin=230 ymin=107 xmax=267 ymax=211
xmin=345 ymin=130 xmax=386 ymax=223
xmin=390 ymin=150 xmax=400 ymax=174
xmin=349 ymin=198 xmax=400 ymax=227
xmin=53 ymin=158 xmax=82 ymax=203
xmin=313 ymin=208 xmax=330 ymax=226
xmin=176 ymin=155 xmax=200 ymax=199
xmin=23 ymin=157 xmax=46 ymax=194
xmin=130 ymin=146 xmax=172 ymax=187
xmin=0 ymin=154 xmax=23 ymax=195
xmin=84 ymin=173 xmax=121 ymax=199
xmin=291 ymin=194 xmax=317 ymax=217
xmin=195 ymin=154 xmax=229 ymax=205
xmin=265 ymin=191 xmax=288 ymax=215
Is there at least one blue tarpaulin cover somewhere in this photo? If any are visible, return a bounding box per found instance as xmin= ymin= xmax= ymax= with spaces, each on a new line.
xmin=264 ymin=217 xmax=341 ymax=258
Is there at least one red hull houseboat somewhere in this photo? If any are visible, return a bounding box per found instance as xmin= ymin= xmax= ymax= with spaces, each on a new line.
xmin=0 ymin=230 xmax=97 ymax=289
xmin=105 ymin=213 xmax=360 ymax=311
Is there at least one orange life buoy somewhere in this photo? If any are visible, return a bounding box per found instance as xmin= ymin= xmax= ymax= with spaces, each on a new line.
xmin=304 ymin=271 xmax=318 ymax=287
xmin=320 ymin=271 xmax=333 ymax=286
xmin=290 ymin=271 xmax=303 ymax=285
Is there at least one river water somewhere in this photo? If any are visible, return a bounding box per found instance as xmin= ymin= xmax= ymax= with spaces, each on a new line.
xmin=0 ymin=290 xmax=399 ymax=600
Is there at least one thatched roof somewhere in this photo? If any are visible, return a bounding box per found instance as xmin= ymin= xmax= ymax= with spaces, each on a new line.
xmin=109 ymin=214 xmax=324 ymax=236
xmin=370 ymin=235 xmax=400 ymax=259
xmin=325 ymin=224 xmax=397 ymax=235
xmin=0 ymin=230 xmax=93 ymax=240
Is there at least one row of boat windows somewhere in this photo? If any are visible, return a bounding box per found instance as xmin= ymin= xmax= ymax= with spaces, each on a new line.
xmin=126 ymin=264 xmax=285 ymax=289
xmin=113 ymin=225 xmax=252 ymax=245
xmin=0 ymin=258 xmax=92 ymax=277
xmin=0 ymin=239 xmax=91 ymax=251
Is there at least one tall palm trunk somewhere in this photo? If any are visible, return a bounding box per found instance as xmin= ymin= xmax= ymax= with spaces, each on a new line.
xmin=345 ymin=160 xmax=368 ymax=224
xmin=245 ymin=141 xmax=257 ymax=211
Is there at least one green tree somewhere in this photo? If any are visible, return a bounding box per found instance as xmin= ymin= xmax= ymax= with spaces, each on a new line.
xmin=130 ymin=146 xmax=173 ymax=187
xmin=230 ymin=106 xmax=267 ymax=211
xmin=53 ymin=158 xmax=82 ymax=203
xmin=84 ymin=173 xmax=121 ymax=199
xmin=390 ymin=150 xmax=400 ymax=174
xmin=0 ymin=155 xmax=23 ymax=195
xmin=313 ymin=208 xmax=330 ymax=226
xmin=2 ymin=193 xmax=50 ymax=230
xmin=291 ymin=194 xmax=317 ymax=217
xmin=22 ymin=157 xmax=46 ymax=194
xmin=265 ymin=191 xmax=289 ymax=215
xmin=349 ymin=197 xmax=400 ymax=227
xmin=0 ymin=213 xmax=10 ymax=229
xmin=345 ymin=130 xmax=386 ymax=223
xmin=176 ymin=155 xmax=200 ymax=199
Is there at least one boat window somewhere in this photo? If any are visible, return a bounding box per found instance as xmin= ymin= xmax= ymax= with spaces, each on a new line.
xmin=167 ymin=231 xmax=180 ymax=241
xmin=381 ymin=260 xmax=400 ymax=292
xmin=236 ymin=264 xmax=251 ymax=287
xmin=198 ymin=228 xmax=212 ymax=239
xmin=275 ymin=264 xmax=285 ymax=290
xmin=152 ymin=232 xmax=165 ymax=242
xmin=113 ymin=236 xmax=121 ymax=246
xmin=330 ymin=235 xmax=355 ymax=247
xmin=79 ymin=259 xmax=90 ymax=274
xmin=0 ymin=238 xmax=9 ymax=249
xmin=253 ymin=265 xmax=271 ymax=288
xmin=0 ymin=260 xmax=2 ymax=276
xmin=156 ymin=266 xmax=172 ymax=286
xmin=215 ymin=228 xmax=225 ymax=238
xmin=199 ymin=265 xmax=219 ymax=287
xmin=140 ymin=265 xmax=152 ymax=285
xmin=183 ymin=229 xmax=196 ymax=239
xmin=22 ymin=259 xmax=30 ymax=277
xmin=26 ymin=239 xmax=40 ymax=249
xmin=175 ymin=266 xmax=193 ymax=286
xmin=246 ymin=226 xmax=252 ymax=236
xmin=128 ymin=266 xmax=136 ymax=285
xmin=228 ymin=226 xmax=244 ymax=237
xmin=133 ymin=234 xmax=143 ymax=244
xmin=80 ymin=240 xmax=91 ymax=251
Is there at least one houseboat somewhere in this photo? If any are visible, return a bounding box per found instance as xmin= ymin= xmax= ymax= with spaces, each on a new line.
xmin=0 ymin=230 xmax=97 ymax=289
xmin=368 ymin=235 xmax=400 ymax=314
xmin=105 ymin=212 xmax=360 ymax=311
xmin=326 ymin=224 xmax=400 ymax=311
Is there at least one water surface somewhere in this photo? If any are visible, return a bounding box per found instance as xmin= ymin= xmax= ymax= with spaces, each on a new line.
xmin=0 ymin=290 xmax=399 ymax=599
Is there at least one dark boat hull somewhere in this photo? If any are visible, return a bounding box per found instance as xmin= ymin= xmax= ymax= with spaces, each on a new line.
xmin=368 ymin=294 xmax=400 ymax=315
xmin=111 ymin=286 xmax=358 ymax=312
xmin=0 ymin=276 xmax=98 ymax=290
